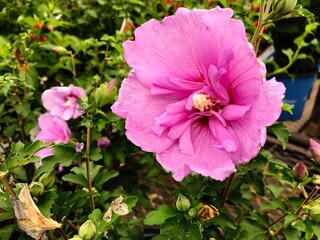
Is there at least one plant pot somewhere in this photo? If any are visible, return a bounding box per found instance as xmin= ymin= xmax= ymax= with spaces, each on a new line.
xmin=277 ymin=73 xmax=318 ymax=121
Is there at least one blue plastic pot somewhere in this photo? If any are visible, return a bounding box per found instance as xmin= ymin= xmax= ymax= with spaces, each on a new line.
xmin=277 ymin=73 xmax=317 ymax=121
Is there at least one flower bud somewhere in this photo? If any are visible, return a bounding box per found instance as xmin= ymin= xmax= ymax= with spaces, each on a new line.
xmin=188 ymin=208 xmax=197 ymax=218
xmin=52 ymin=46 xmax=69 ymax=55
xmin=97 ymin=137 xmax=111 ymax=149
xmin=310 ymin=139 xmax=320 ymax=163
xmin=29 ymin=181 xmax=45 ymax=197
xmin=293 ymin=162 xmax=308 ymax=181
xmin=273 ymin=0 xmax=297 ymax=15
xmin=75 ymin=142 xmax=85 ymax=152
xmin=175 ymin=193 xmax=191 ymax=212
xmin=93 ymin=81 xmax=117 ymax=107
xmin=39 ymin=171 xmax=55 ymax=189
xmin=69 ymin=235 xmax=83 ymax=240
xmin=78 ymin=220 xmax=97 ymax=240
xmin=309 ymin=204 xmax=320 ymax=222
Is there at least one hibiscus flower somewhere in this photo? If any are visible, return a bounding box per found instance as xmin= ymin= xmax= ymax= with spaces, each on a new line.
xmin=35 ymin=114 xmax=71 ymax=159
xmin=111 ymin=7 xmax=285 ymax=181
xmin=42 ymin=84 xmax=85 ymax=120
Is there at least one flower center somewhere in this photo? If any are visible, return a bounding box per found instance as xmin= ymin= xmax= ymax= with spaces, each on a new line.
xmin=65 ymin=99 xmax=72 ymax=106
xmin=192 ymin=94 xmax=220 ymax=112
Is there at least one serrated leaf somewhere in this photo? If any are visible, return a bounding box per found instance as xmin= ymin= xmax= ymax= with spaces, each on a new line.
xmin=144 ymin=205 xmax=177 ymax=226
xmin=37 ymin=190 xmax=58 ymax=218
xmin=312 ymin=225 xmax=320 ymax=239
xmin=244 ymin=170 xmax=265 ymax=195
xmin=267 ymin=123 xmax=291 ymax=149
xmin=283 ymin=226 xmax=301 ymax=240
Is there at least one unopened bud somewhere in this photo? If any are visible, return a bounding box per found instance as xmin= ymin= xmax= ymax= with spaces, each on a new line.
xmin=68 ymin=235 xmax=83 ymax=240
xmin=293 ymin=162 xmax=308 ymax=181
xmin=78 ymin=220 xmax=96 ymax=240
xmin=52 ymin=46 xmax=69 ymax=55
xmin=39 ymin=171 xmax=55 ymax=189
xmin=310 ymin=139 xmax=320 ymax=163
xmin=273 ymin=0 xmax=297 ymax=15
xmin=97 ymin=137 xmax=111 ymax=149
xmin=29 ymin=181 xmax=45 ymax=197
xmin=93 ymin=81 xmax=117 ymax=107
xmin=188 ymin=208 xmax=197 ymax=218
xmin=175 ymin=194 xmax=191 ymax=212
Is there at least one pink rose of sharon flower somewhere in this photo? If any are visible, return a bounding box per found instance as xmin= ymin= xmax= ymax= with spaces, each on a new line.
xmin=42 ymin=84 xmax=86 ymax=120
xmin=111 ymin=7 xmax=285 ymax=181
xmin=35 ymin=114 xmax=71 ymax=158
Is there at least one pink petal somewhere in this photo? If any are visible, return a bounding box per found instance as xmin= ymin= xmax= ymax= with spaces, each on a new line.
xmin=221 ymin=104 xmax=251 ymax=121
xmin=35 ymin=147 xmax=53 ymax=159
xmin=111 ymin=72 xmax=176 ymax=153
xmin=123 ymin=8 xmax=206 ymax=88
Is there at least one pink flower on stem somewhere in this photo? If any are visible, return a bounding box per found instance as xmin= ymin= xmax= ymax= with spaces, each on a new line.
xmin=42 ymin=84 xmax=86 ymax=120
xmin=97 ymin=137 xmax=111 ymax=149
xmin=111 ymin=7 xmax=285 ymax=181
xmin=35 ymin=114 xmax=71 ymax=159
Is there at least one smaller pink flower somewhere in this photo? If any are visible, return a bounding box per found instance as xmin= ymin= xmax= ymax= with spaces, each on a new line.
xmin=42 ymin=84 xmax=86 ymax=120
xmin=310 ymin=139 xmax=320 ymax=163
xmin=35 ymin=114 xmax=71 ymax=159
xmin=97 ymin=137 xmax=111 ymax=149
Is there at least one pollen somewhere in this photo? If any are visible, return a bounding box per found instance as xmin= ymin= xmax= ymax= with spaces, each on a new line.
xmin=192 ymin=94 xmax=215 ymax=112
xmin=64 ymin=99 xmax=72 ymax=106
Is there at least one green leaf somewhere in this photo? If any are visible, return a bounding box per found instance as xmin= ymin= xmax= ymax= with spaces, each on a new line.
xmin=144 ymin=205 xmax=177 ymax=226
xmin=6 ymin=141 xmax=51 ymax=170
xmin=93 ymin=170 xmax=119 ymax=189
xmin=89 ymin=148 xmax=103 ymax=161
xmin=267 ymin=123 xmax=291 ymax=149
xmin=313 ymin=225 xmax=320 ymax=239
xmin=37 ymin=190 xmax=58 ymax=218
xmin=62 ymin=173 xmax=88 ymax=187
xmin=34 ymin=144 xmax=78 ymax=179
xmin=160 ymin=215 xmax=203 ymax=240
xmin=259 ymin=198 xmax=287 ymax=212
xmin=244 ymin=170 xmax=265 ymax=196
xmin=0 ymin=224 xmax=16 ymax=240
xmin=235 ymin=219 xmax=266 ymax=240
xmin=282 ymin=101 xmax=294 ymax=114
xmin=283 ymin=226 xmax=301 ymax=240
xmin=266 ymin=184 xmax=284 ymax=198
xmin=284 ymin=213 xmax=298 ymax=229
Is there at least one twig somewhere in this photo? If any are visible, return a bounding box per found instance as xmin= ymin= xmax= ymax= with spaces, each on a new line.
xmin=222 ymin=173 xmax=235 ymax=205
xmin=0 ymin=172 xmax=16 ymax=198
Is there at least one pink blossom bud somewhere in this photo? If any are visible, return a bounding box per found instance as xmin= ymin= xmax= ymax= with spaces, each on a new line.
xmin=293 ymin=162 xmax=308 ymax=181
xmin=310 ymin=139 xmax=320 ymax=163
xmin=75 ymin=142 xmax=84 ymax=152
xmin=97 ymin=137 xmax=110 ymax=149
xmin=52 ymin=46 xmax=69 ymax=55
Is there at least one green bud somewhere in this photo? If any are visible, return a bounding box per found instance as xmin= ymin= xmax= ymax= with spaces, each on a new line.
xmin=78 ymin=220 xmax=97 ymax=240
xmin=68 ymin=235 xmax=83 ymax=240
xmin=175 ymin=193 xmax=191 ymax=212
xmin=52 ymin=46 xmax=70 ymax=55
xmin=309 ymin=205 xmax=320 ymax=222
xmin=188 ymin=208 xmax=197 ymax=218
xmin=29 ymin=181 xmax=44 ymax=197
xmin=39 ymin=171 xmax=55 ymax=189
xmin=93 ymin=81 xmax=117 ymax=107
xmin=273 ymin=0 xmax=297 ymax=15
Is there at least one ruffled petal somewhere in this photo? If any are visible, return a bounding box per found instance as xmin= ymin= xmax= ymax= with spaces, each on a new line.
xmin=221 ymin=104 xmax=251 ymax=121
xmin=111 ymin=72 xmax=176 ymax=153
xmin=123 ymin=8 xmax=205 ymax=88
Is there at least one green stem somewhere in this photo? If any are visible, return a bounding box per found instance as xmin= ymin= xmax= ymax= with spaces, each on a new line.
xmin=70 ymin=53 xmax=77 ymax=77
xmin=86 ymin=127 xmax=95 ymax=210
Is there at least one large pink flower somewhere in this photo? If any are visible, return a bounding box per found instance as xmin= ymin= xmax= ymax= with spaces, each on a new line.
xmin=111 ymin=7 xmax=285 ymax=181
xmin=42 ymin=84 xmax=85 ymax=120
xmin=35 ymin=114 xmax=71 ymax=158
